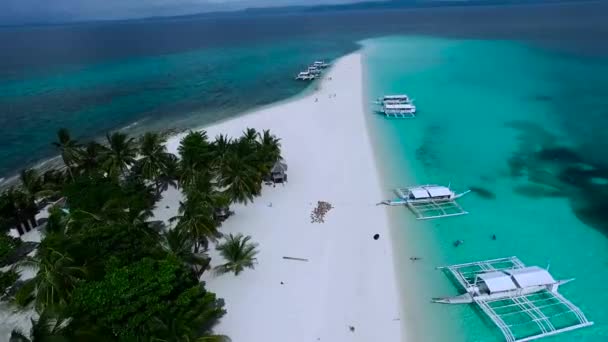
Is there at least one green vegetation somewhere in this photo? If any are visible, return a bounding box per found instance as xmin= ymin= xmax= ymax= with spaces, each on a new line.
xmin=215 ymin=234 xmax=259 ymax=276
xmin=0 ymin=127 xmax=282 ymax=341
xmin=0 ymin=270 xmax=18 ymax=296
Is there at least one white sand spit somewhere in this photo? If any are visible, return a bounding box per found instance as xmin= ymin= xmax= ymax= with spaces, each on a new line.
xmin=161 ymin=53 xmax=403 ymax=342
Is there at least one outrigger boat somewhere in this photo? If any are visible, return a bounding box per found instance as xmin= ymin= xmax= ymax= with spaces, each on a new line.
xmin=307 ymin=66 xmax=322 ymax=75
xmin=295 ymin=71 xmax=316 ymax=81
xmin=295 ymin=60 xmax=329 ymax=81
xmin=380 ymin=184 xmax=470 ymax=220
xmin=313 ymin=60 xmax=330 ymax=68
xmin=433 ymin=257 xmax=593 ymax=342
xmin=380 ymin=103 xmax=417 ymax=118
xmin=374 ymin=94 xmax=417 ymax=118
xmin=375 ymin=94 xmax=412 ymax=105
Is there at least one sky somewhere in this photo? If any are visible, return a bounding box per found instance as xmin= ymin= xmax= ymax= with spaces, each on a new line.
xmin=0 ymin=0 xmax=373 ymax=24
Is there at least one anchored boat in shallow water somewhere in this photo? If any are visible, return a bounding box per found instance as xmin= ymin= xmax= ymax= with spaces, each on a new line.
xmin=374 ymin=94 xmax=417 ymax=118
xmin=434 ymin=256 xmax=593 ymax=342
xmin=380 ymin=184 xmax=470 ymax=219
xmin=295 ymin=60 xmax=330 ymax=81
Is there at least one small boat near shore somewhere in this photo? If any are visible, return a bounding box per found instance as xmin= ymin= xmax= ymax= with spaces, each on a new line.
xmin=374 ymin=94 xmax=413 ymax=105
xmin=295 ymin=60 xmax=330 ymax=81
xmin=433 ymin=256 xmax=593 ymax=342
xmin=380 ymin=184 xmax=470 ymax=219
xmin=307 ymin=66 xmax=322 ymax=75
xmin=380 ymin=103 xmax=417 ymax=118
xmin=295 ymin=71 xmax=316 ymax=80
xmin=374 ymin=94 xmax=417 ymax=118
xmin=313 ymin=60 xmax=330 ymax=68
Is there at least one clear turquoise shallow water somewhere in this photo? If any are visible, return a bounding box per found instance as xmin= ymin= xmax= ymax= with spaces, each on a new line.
xmin=363 ymin=36 xmax=608 ymax=341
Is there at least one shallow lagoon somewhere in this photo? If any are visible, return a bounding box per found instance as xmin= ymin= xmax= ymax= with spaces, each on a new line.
xmin=364 ymin=36 xmax=608 ymax=341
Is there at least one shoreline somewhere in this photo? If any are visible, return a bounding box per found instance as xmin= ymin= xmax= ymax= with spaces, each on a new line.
xmin=156 ymin=52 xmax=405 ymax=341
xmin=0 ymin=78 xmax=321 ymax=191
xmin=3 ymin=51 xmax=406 ymax=342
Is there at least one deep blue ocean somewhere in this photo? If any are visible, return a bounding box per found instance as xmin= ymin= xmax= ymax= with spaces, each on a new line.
xmin=1 ymin=1 xmax=607 ymax=179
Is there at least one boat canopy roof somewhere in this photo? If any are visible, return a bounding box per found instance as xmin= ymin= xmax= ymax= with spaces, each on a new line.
xmin=475 ymin=266 xmax=556 ymax=293
xmin=478 ymin=272 xmax=518 ymax=293
xmin=426 ymin=186 xmax=452 ymax=197
xmin=506 ymin=266 xmax=556 ymax=288
xmin=383 ymin=94 xmax=409 ymax=100
xmin=407 ymin=185 xmax=452 ymax=199
xmin=410 ymin=188 xmax=431 ymax=199
xmin=384 ymin=104 xmax=415 ymax=110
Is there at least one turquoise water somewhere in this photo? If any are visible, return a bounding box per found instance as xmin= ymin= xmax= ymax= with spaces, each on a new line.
xmin=363 ymin=36 xmax=608 ymax=341
xmin=3 ymin=2 xmax=608 ymax=181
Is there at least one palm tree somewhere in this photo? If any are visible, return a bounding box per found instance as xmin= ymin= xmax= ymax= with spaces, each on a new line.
xmin=163 ymin=228 xmax=210 ymax=279
xmin=102 ymin=132 xmax=137 ymax=179
xmin=218 ymin=149 xmax=261 ymax=205
xmin=240 ymin=128 xmax=260 ymax=148
xmin=19 ymin=169 xmax=59 ymax=203
xmin=76 ymin=141 xmax=105 ymax=176
xmin=14 ymin=248 xmax=86 ymax=311
xmin=182 ymin=172 xmax=224 ymax=209
xmin=257 ymin=129 xmax=282 ymax=174
xmin=210 ymin=134 xmax=232 ymax=171
xmin=39 ymin=170 xmax=66 ymax=200
xmin=19 ymin=169 xmax=43 ymax=198
xmin=150 ymin=294 xmax=229 ymax=342
xmin=155 ymin=155 xmax=179 ymax=195
xmin=136 ymin=132 xmax=176 ymax=194
xmin=214 ymin=233 xmax=258 ymax=276
xmin=10 ymin=309 xmax=71 ymax=342
xmin=52 ymin=129 xmax=80 ymax=179
xmin=171 ymin=200 xmax=219 ymax=253
xmin=178 ymin=131 xmax=212 ymax=188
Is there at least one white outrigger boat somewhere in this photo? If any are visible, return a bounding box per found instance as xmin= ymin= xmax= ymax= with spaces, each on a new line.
xmin=374 ymin=94 xmax=417 ymax=118
xmin=375 ymin=94 xmax=412 ymax=105
xmin=295 ymin=71 xmax=316 ymax=81
xmin=295 ymin=60 xmax=330 ymax=81
xmin=433 ymin=256 xmax=593 ymax=342
xmin=380 ymin=184 xmax=470 ymax=219
xmin=307 ymin=66 xmax=322 ymax=75
xmin=380 ymin=103 xmax=417 ymax=118
xmin=313 ymin=60 xmax=330 ymax=68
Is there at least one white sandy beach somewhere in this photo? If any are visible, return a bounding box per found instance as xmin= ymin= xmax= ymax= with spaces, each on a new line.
xmin=157 ymin=52 xmax=404 ymax=341
xmin=1 ymin=52 xmax=403 ymax=342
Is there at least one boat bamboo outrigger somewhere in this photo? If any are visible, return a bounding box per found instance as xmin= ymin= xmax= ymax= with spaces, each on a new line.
xmin=380 ymin=184 xmax=470 ymax=219
xmin=433 ymin=256 xmax=593 ymax=342
xmin=380 ymin=103 xmax=417 ymax=118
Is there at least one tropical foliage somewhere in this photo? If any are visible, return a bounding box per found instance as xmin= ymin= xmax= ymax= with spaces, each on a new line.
xmin=0 ymin=126 xmax=282 ymax=341
xmin=215 ymin=234 xmax=259 ymax=276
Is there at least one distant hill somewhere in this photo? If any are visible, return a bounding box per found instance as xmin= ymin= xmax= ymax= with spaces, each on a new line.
xmin=240 ymin=0 xmax=591 ymax=14
xmin=2 ymin=0 xmax=595 ymax=27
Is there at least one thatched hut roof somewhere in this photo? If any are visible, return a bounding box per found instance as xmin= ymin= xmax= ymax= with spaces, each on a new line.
xmin=271 ymin=161 xmax=288 ymax=173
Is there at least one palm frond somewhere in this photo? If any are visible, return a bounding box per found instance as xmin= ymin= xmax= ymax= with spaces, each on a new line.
xmin=214 ymin=234 xmax=258 ymax=276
